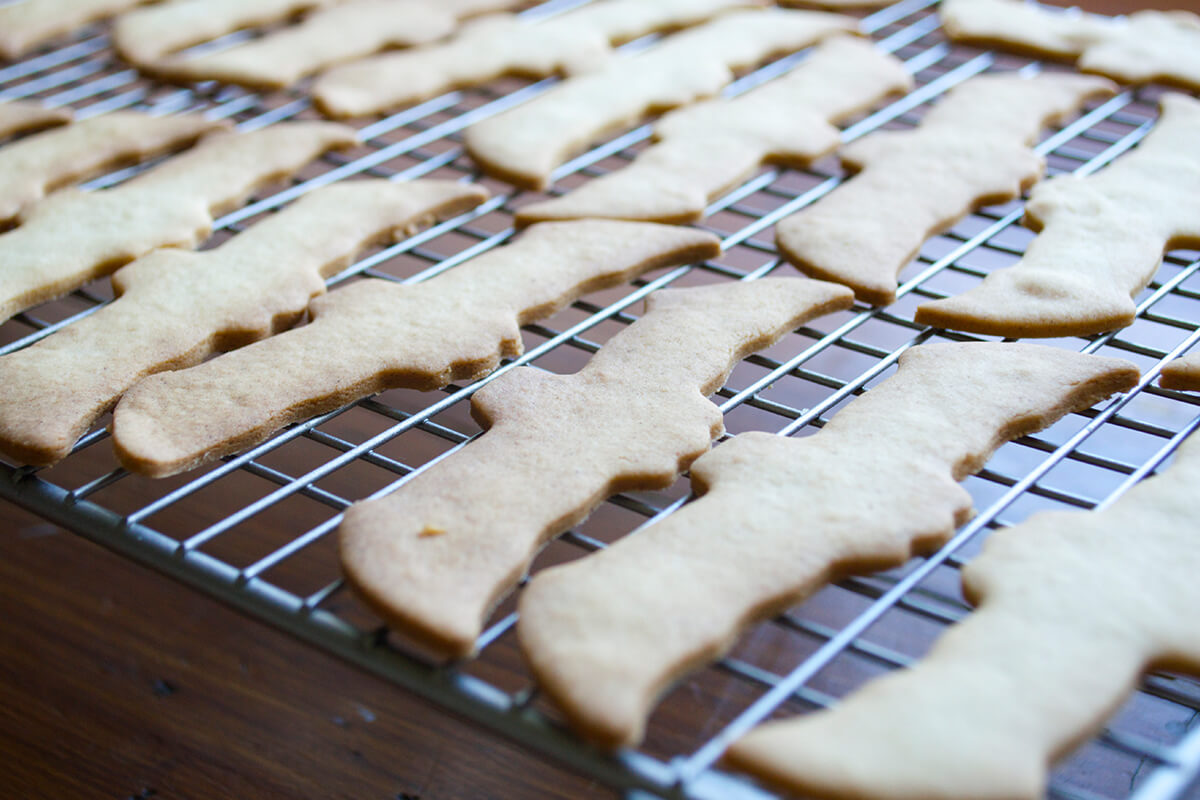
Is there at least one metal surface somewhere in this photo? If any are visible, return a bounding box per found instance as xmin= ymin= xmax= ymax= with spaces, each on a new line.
xmin=1 ymin=1 xmax=1199 ymax=798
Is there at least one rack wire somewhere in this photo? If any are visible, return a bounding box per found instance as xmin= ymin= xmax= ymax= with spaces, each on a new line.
xmin=1 ymin=0 xmax=1199 ymax=797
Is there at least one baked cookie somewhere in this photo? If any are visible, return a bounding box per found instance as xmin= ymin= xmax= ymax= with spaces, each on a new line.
xmin=0 ymin=180 xmax=486 ymax=466
xmin=112 ymin=0 xmax=334 ymax=66
xmin=518 ymin=342 xmax=1138 ymax=749
xmin=146 ymin=0 xmax=524 ymax=89
xmin=726 ymin=429 xmax=1200 ymax=800
xmin=0 ymin=110 xmax=224 ymax=223
xmin=339 ymin=277 xmax=853 ymax=658
xmin=916 ymin=92 xmax=1200 ymax=337
xmin=0 ymin=0 xmax=154 ymax=59
xmin=942 ymin=0 xmax=1200 ymax=91
xmin=0 ymin=101 xmax=72 ymax=139
xmin=775 ymin=72 xmax=1115 ymax=305
xmin=516 ymin=36 xmax=910 ymax=225
xmin=0 ymin=121 xmax=355 ymax=323
xmin=463 ymin=8 xmax=856 ymax=189
xmin=312 ymin=0 xmax=763 ymax=118
xmin=112 ymin=220 xmax=720 ymax=477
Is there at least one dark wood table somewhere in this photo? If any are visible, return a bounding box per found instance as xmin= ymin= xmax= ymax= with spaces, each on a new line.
xmin=0 ymin=502 xmax=610 ymax=799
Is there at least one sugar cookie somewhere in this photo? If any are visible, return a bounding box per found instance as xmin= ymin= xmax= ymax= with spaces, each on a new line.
xmin=112 ymin=0 xmax=335 ymax=66
xmin=942 ymin=0 xmax=1200 ymax=91
xmin=775 ymin=72 xmax=1115 ymax=306
xmin=726 ymin=430 xmax=1200 ymax=800
xmin=779 ymin=0 xmax=896 ymax=7
xmin=1160 ymin=350 xmax=1200 ymax=391
xmin=312 ymin=0 xmax=763 ymax=119
xmin=518 ymin=342 xmax=1139 ymax=749
xmin=463 ymin=8 xmax=856 ymax=190
xmin=340 ymin=278 xmax=853 ymax=657
xmin=516 ymin=36 xmax=909 ymax=225
xmin=0 ymin=0 xmax=153 ymax=58
xmin=0 ymin=101 xmax=71 ymax=140
xmin=148 ymin=0 xmax=523 ymax=89
xmin=0 ymin=180 xmax=486 ymax=467
xmin=0 ymin=121 xmax=355 ymax=324
xmin=917 ymin=93 xmax=1200 ymax=337
xmin=112 ymin=220 xmax=720 ymax=477
xmin=0 ymin=111 xmax=224 ymax=224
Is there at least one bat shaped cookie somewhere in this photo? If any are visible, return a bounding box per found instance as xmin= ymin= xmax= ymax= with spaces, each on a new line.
xmin=727 ymin=428 xmax=1200 ymax=800
xmin=774 ymin=72 xmax=1115 ymax=305
xmin=314 ymin=0 xmax=763 ymax=118
xmin=0 ymin=180 xmax=487 ymax=466
xmin=146 ymin=0 xmax=523 ymax=89
xmin=917 ymin=92 xmax=1200 ymax=337
xmin=463 ymin=8 xmax=855 ymax=190
xmin=942 ymin=0 xmax=1200 ymax=91
xmin=518 ymin=342 xmax=1138 ymax=749
xmin=0 ymin=121 xmax=355 ymax=324
xmin=0 ymin=0 xmax=153 ymax=58
xmin=0 ymin=110 xmax=223 ymax=224
xmin=339 ymin=277 xmax=854 ymax=658
xmin=515 ymin=36 xmax=911 ymax=225
xmin=112 ymin=220 xmax=720 ymax=477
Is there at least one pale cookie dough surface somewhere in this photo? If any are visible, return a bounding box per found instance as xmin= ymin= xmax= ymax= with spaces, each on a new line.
xmin=339 ymin=278 xmax=853 ymax=658
xmin=775 ymin=72 xmax=1115 ymax=306
xmin=942 ymin=0 xmax=1200 ymax=90
xmin=726 ymin=430 xmax=1200 ymax=800
xmin=112 ymin=0 xmax=336 ymax=66
xmin=148 ymin=0 xmax=524 ymax=88
xmin=1160 ymin=348 xmax=1200 ymax=391
xmin=112 ymin=220 xmax=719 ymax=478
xmin=917 ymin=93 xmax=1200 ymax=337
xmin=463 ymin=8 xmax=856 ymax=190
xmin=0 ymin=0 xmax=154 ymax=58
xmin=778 ymin=0 xmax=899 ymax=7
xmin=0 ymin=111 xmax=224 ymax=223
xmin=517 ymin=342 xmax=1139 ymax=749
xmin=0 ymin=180 xmax=485 ymax=467
xmin=0 ymin=101 xmax=72 ymax=139
xmin=0 ymin=121 xmax=355 ymax=324
xmin=941 ymin=0 xmax=1113 ymax=58
xmin=516 ymin=36 xmax=910 ymax=225
xmin=313 ymin=0 xmax=761 ymax=118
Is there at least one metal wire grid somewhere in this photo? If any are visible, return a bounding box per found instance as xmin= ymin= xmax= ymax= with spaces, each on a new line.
xmin=1 ymin=1 xmax=1199 ymax=798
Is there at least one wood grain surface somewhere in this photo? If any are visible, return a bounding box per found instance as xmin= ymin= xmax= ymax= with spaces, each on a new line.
xmin=0 ymin=501 xmax=612 ymax=799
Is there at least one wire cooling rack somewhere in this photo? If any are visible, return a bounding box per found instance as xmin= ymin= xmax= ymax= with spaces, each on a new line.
xmin=1 ymin=0 xmax=1199 ymax=797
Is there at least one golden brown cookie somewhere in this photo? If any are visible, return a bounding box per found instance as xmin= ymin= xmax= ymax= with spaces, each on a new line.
xmin=0 ymin=121 xmax=354 ymax=324
xmin=0 ymin=0 xmax=154 ymax=58
xmin=312 ymin=0 xmax=763 ymax=118
xmin=0 ymin=101 xmax=72 ymax=139
xmin=339 ymin=277 xmax=853 ymax=658
xmin=147 ymin=0 xmax=524 ymax=89
xmin=1160 ymin=350 xmax=1200 ymax=391
xmin=463 ymin=8 xmax=856 ymax=190
xmin=112 ymin=0 xmax=334 ymax=66
xmin=0 ymin=110 xmax=224 ymax=223
xmin=942 ymin=0 xmax=1200 ymax=91
xmin=726 ymin=430 xmax=1200 ymax=800
xmin=916 ymin=92 xmax=1200 ymax=337
xmin=518 ymin=342 xmax=1139 ymax=749
xmin=0 ymin=180 xmax=486 ymax=467
xmin=112 ymin=220 xmax=720 ymax=477
xmin=775 ymin=72 xmax=1115 ymax=306
xmin=516 ymin=36 xmax=910 ymax=225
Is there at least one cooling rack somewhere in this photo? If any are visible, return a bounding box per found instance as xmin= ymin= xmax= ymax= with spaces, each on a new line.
xmin=1 ymin=0 xmax=1199 ymax=797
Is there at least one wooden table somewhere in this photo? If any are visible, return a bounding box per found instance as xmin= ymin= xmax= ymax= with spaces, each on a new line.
xmin=0 ymin=501 xmax=609 ymax=799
